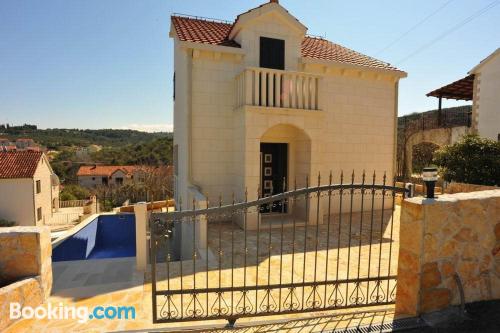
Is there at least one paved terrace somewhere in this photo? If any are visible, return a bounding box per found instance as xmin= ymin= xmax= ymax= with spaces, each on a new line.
xmin=6 ymin=207 xmax=400 ymax=332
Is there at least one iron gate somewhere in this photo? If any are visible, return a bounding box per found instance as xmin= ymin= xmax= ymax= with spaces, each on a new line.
xmin=150 ymin=172 xmax=407 ymax=325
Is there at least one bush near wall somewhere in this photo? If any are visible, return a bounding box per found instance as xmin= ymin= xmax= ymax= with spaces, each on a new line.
xmin=433 ymin=135 xmax=500 ymax=186
xmin=0 ymin=219 xmax=15 ymax=227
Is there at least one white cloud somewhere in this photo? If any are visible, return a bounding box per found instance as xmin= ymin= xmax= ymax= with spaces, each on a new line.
xmin=117 ymin=123 xmax=173 ymax=133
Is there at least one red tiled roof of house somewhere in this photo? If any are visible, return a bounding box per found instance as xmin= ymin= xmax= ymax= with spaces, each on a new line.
xmin=0 ymin=151 xmax=43 ymax=179
xmin=171 ymin=16 xmax=240 ymax=47
xmin=301 ymin=37 xmax=399 ymax=71
xmin=171 ymin=15 xmax=400 ymax=71
xmin=77 ymin=165 xmax=139 ymax=177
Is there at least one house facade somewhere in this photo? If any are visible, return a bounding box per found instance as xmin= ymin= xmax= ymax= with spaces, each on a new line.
xmin=470 ymin=48 xmax=500 ymax=141
xmin=77 ymin=165 xmax=140 ymax=188
xmin=0 ymin=151 xmax=60 ymax=226
xmin=171 ymin=1 xmax=406 ymax=227
xmin=427 ymin=48 xmax=500 ymax=142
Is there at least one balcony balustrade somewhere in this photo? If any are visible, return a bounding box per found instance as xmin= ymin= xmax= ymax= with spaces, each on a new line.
xmin=236 ymin=67 xmax=321 ymax=111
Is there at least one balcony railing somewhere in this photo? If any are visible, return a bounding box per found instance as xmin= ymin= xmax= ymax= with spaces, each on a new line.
xmin=236 ymin=67 xmax=321 ymax=111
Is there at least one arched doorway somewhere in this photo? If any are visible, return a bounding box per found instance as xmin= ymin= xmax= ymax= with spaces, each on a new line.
xmin=411 ymin=142 xmax=440 ymax=174
xmin=259 ymin=124 xmax=311 ymax=218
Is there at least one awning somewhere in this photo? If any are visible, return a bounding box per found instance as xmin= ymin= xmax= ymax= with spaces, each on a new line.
xmin=426 ymin=74 xmax=474 ymax=101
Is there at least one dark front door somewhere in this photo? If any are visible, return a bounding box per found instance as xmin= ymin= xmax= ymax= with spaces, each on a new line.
xmin=260 ymin=143 xmax=287 ymax=213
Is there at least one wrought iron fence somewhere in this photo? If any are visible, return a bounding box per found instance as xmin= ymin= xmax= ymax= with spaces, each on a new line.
xmin=150 ymin=172 xmax=406 ymax=325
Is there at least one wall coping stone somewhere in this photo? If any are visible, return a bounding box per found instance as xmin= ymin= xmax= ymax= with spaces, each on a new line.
xmin=405 ymin=190 xmax=500 ymax=205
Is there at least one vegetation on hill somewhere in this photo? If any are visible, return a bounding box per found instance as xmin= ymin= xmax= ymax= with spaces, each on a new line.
xmin=50 ymin=137 xmax=173 ymax=183
xmin=90 ymin=137 xmax=173 ymax=165
xmin=0 ymin=123 xmax=171 ymax=149
xmin=433 ymin=134 xmax=500 ymax=186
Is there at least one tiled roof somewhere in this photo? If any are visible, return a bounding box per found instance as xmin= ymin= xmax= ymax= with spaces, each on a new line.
xmin=171 ymin=15 xmax=400 ymax=71
xmin=77 ymin=165 xmax=139 ymax=177
xmin=301 ymin=37 xmax=398 ymax=71
xmin=171 ymin=16 xmax=240 ymax=47
xmin=0 ymin=151 xmax=43 ymax=179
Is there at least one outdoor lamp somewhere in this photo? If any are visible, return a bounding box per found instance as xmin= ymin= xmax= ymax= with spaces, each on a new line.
xmin=422 ymin=167 xmax=438 ymax=199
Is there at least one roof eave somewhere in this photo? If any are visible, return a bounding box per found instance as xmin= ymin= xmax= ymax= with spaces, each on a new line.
xmin=178 ymin=40 xmax=245 ymax=54
xmin=229 ymin=2 xmax=307 ymax=40
xmin=468 ymin=48 xmax=500 ymax=74
xmin=300 ymin=57 xmax=407 ymax=78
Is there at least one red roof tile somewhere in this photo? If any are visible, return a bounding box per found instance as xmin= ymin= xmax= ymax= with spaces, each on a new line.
xmin=77 ymin=165 xmax=139 ymax=177
xmin=171 ymin=16 xmax=240 ymax=48
xmin=0 ymin=151 xmax=43 ymax=179
xmin=171 ymin=15 xmax=400 ymax=71
xmin=301 ymin=37 xmax=399 ymax=71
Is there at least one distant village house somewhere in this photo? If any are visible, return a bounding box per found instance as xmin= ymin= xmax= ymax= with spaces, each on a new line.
xmin=76 ymin=165 xmax=173 ymax=188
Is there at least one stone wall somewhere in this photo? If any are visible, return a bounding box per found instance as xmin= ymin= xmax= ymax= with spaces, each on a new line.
xmin=444 ymin=182 xmax=498 ymax=194
xmin=396 ymin=190 xmax=500 ymax=315
xmin=0 ymin=227 xmax=52 ymax=331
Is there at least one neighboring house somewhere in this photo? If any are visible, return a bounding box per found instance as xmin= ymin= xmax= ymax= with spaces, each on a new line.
xmin=77 ymin=165 xmax=139 ymax=188
xmin=0 ymin=138 xmax=16 ymax=151
xmin=427 ymin=48 xmax=500 ymax=141
xmin=0 ymin=151 xmax=60 ymax=226
xmin=170 ymin=0 xmax=406 ymax=226
xmin=15 ymin=138 xmax=36 ymax=150
xmin=75 ymin=144 xmax=102 ymax=161
xmin=77 ymin=165 xmax=173 ymax=188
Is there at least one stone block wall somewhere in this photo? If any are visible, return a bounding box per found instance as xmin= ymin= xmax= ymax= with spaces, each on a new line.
xmin=444 ymin=182 xmax=498 ymax=194
xmin=0 ymin=227 xmax=52 ymax=331
xmin=396 ymin=190 xmax=500 ymax=315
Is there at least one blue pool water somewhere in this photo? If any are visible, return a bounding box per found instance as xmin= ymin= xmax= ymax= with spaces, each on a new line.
xmin=52 ymin=214 xmax=136 ymax=262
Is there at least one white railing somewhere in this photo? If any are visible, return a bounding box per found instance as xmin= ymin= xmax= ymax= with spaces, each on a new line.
xmin=45 ymin=212 xmax=82 ymax=226
xmin=59 ymin=199 xmax=88 ymax=208
xmin=236 ymin=67 xmax=321 ymax=110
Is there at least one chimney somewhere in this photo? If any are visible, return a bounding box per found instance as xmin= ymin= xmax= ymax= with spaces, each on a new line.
xmin=270 ymin=0 xmax=279 ymax=3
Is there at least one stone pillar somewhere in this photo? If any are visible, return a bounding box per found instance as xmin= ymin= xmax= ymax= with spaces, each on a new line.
xmin=395 ymin=199 xmax=424 ymax=316
xmin=396 ymin=190 xmax=500 ymax=316
xmin=0 ymin=227 xmax=53 ymax=330
xmin=134 ymin=203 xmax=148 ymax=271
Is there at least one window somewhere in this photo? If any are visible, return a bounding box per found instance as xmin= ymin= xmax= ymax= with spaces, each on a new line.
xmin=173 ymin=72 xmax=176 ymax=101
xmin=92 ymin=177 xmax=95 ymax=181
xmin=115 ymin=177 xmax=123 ymax=185
xmin=37 ymin=207 xmax=42 ymax=221
xmin=260 ymin=37 xmax=285 ymax=70
xmin=102 ymin=177 xmax=108 ymax=186
xmin=36 ymin=180 xmax=41 ymax=194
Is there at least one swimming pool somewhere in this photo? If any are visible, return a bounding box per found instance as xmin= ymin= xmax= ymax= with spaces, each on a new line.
xmin=52 ymin=214 xmax=136 ymax=262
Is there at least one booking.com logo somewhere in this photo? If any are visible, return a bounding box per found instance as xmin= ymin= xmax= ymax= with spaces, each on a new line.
xmin=10 ymin=303 xmax=136 ymax=323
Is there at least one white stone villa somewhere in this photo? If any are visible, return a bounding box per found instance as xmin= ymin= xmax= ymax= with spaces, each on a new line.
xmin=0 ymin=151 xmax=60 ymax=226
xmin=171 ymin=0 xmax=406 ymax=227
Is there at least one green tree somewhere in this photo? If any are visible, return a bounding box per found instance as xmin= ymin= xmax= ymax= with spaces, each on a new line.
xmin=60 ymin=184 xmax=91 ymax=200
xmin=433 ymin=135 xmax=500 ymax=186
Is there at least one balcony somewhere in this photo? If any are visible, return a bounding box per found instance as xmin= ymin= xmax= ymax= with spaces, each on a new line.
xmin=235 ymin=67 xmax=321 ymax=111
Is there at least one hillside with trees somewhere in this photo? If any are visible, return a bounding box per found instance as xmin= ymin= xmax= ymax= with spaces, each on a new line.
xmin=0 ymin=123 xmax=171 ymax=149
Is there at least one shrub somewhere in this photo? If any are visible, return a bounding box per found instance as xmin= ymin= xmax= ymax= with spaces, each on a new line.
xmin=0 ymin=219 xmax=15 ymax=227
xmin=60 ymin=184 xmax=90 ymax=200
xmin=433 ymin=134 xmax=500 ymax=186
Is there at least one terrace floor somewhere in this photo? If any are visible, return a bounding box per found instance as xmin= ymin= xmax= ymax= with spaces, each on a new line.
xmin=6 ymin=207 xmax=402 ymax=333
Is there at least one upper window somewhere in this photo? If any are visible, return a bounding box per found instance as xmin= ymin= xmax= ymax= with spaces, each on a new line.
xmin=37 ymin=207 xmax=42 ymax=221
xmin=260 ymin=37 xmax=285 ymax=70
xmin=36 ymin=180 xmax=41 ymax=194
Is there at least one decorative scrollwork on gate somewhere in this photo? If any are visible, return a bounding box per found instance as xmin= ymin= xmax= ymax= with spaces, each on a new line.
xmin=150 ymin=176 xmax=406 ymax=325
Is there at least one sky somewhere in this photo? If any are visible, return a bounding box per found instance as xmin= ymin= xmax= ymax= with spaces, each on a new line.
xmin=0 ymin=0 xmax=499 ymax=132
